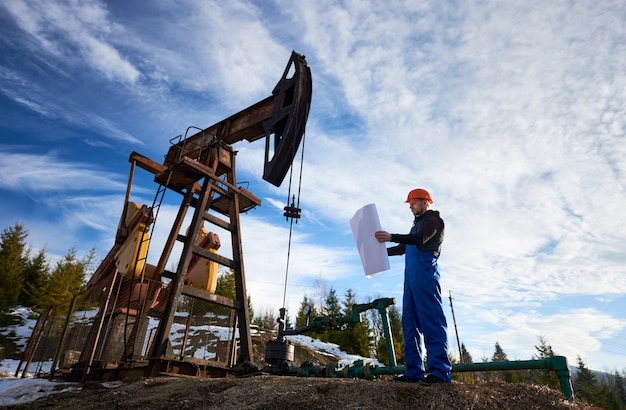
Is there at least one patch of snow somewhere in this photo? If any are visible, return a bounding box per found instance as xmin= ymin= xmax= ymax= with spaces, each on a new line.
xmin=2 ymin=307 xmax=38 ymax=349
xmin=286 ymin=335 xmax=382 ymax=366
xmin=0 ymin=378 xmax=79 ymax=406
xmin=1 ymin=307 xmax=379 ymax=406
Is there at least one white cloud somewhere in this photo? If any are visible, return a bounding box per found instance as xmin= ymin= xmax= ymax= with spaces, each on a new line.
xmin=0 ymin=149 xmax=127 ymax=192
xmin=102 ymin=0 xmax=290 ymax=107
xmin=0 ymin=67 xmax=141 ymax=145
xmin=239 ymin=214 xmax=358 ymax=313
xmin=1 ymin=0 xmax=140 ymax=84
xmin=464 ymin=308 xmax=626 ymax=365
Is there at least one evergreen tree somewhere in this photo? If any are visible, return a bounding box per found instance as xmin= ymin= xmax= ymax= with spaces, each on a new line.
xmin=375 ymin=304 xmax=403 ymax=365
xmin=573 ymin=356 xmax=609 ymax=407
xmin=0 ymin=223 xmax=28 ymax=311
xmin=491 ymin=341 xmax=508 ymax=362
xmin=215 ymin=268 xmax=236 ymax=299
xmin=486 ymin=342 xmax=508 ymax=381
xmin=336 ymin=289 xmax=371 ymax=357
xmin=452 ymin=342 xmax=475 ymax=382
xmin=188 ymin=268 xmax=249 ymax=317
xmin=617 ymin=371 xmax=626 ymax=405
xmin=36 ymin=247 xmax=91 ymax=313
xmin=20 ymin=247 xmax=50 ymax=307
xmin=534 ymin=335 xmax=554 ymax=358
xmin=606 ymin=371 xmax=626 ymax=410
xmin=324 ymin=287 xmax=341 ymax=316
xmin=343 ymin=289 xmax=357 ymax=313
xmin=460 ymin=342 xmax=473 ymax=364
xmin=252 ymin=308 xmax=277 ymax=330
xmin=316 ymin=287 xmax=341 ymax=345
xmin=489 ymin=342 xmax=523 ymax=383
xmin=531 ymin=336 xmax=560 ymax=389
xmin=184 ymin=268 xmax=239 ymax=316
xmin=295 ymin=296 xmax=316 ymax=328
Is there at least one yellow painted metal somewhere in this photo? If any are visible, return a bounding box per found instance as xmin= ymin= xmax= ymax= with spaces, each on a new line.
xmin=184 ymin=227 xmax=220 ymax=293
xmin=185 ymin=247 xmax=219 ymax=293
xmin=115 ymin=202 xmax=151 ymax=276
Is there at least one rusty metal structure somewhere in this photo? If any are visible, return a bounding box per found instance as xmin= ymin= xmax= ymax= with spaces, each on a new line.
xmin=62 ymin=51 xmax=312 ymax=381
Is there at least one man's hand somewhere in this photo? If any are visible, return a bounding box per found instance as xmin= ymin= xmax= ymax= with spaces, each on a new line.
xmin=374 ymin=231 xmax=391 ymax=242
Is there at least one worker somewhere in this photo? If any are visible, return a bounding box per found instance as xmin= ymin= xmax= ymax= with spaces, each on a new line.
xmin=375 ymin=188 xmax=452 ymax=385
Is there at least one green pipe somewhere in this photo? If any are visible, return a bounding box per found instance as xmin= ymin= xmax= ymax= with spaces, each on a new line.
xmin=452 ymin=356 xmax=574 ymax=401
xmin=378 ymin=303 xmax=397 ymax=367
xmin=330 ymin=360 xmax=405 ymax=379
xmin=351 ymin=298 xmax=398 ymax=367
xmin=331 ymin=356 xmax=574 ymax=401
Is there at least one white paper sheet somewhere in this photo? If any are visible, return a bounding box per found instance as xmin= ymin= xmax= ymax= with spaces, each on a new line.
xmin=350 ymin=203 xmax=390 ymax=277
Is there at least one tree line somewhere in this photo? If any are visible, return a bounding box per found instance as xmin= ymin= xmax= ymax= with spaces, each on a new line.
xmin=465 ymin=338 xmax=626 ymax=408
xmin=262 ymin=283 xmax=626 ymax=409
xmin=1 ymin=222 xmax=625 ymax=408
xmin=0 ymin=223 xmax=252 ymax=319
xmin=0 ymin=223 xmax=94 ymax=316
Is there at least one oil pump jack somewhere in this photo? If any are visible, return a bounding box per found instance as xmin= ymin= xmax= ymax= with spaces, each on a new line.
xmin=75 ymin=51 xmax=311 ymax=381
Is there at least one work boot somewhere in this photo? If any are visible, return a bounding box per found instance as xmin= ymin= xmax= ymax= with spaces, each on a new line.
xmin=393 ymin=374 xmax=421 ymax=383
xmin=419 ymin=374 xmax=448 ymax=386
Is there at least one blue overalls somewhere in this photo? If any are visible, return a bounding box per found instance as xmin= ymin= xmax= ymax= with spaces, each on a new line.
xmin=402 ymin=224 xmax=452 ymax=381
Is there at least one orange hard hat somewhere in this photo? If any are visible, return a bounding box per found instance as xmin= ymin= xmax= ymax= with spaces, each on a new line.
xmin=405 ymin=188 xmax=433 ymax=204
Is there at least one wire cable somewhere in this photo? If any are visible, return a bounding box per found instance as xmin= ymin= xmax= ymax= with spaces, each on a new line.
xmin=281 ymin=130 xmax=307 ymax=310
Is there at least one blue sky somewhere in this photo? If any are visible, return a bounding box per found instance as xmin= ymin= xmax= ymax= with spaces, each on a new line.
xmin=1 ymin=0 xmax=625 ymax=372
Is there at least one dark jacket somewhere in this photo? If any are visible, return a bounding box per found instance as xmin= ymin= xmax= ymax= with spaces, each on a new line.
xmin=387 ymin=210 xmax=445 ymax=258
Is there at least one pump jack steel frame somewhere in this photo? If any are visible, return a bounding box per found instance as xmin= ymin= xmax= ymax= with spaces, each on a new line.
xmin=75 ymin=51 xmax=311 ymax=382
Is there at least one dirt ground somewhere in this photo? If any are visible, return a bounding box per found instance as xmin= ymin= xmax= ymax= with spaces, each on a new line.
xmin=2 ymin=333 xmax=601 ymax=410
xmin=2 ymin=375 xmax=600 ymax=410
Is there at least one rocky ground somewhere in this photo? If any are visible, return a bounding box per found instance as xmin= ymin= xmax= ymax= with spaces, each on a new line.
xmin=1 ymin=332 xmax=600 ymax=409
xmin=2 ymin=374 xmax=601 ymax=410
